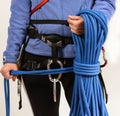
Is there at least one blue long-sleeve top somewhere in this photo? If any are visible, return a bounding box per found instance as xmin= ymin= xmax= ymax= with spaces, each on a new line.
xmin=3 ymin=0 xmax=116 ymax=63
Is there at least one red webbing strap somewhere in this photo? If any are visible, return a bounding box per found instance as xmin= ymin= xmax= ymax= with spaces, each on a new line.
xmin=31 ymin=0 xmax=49 ymax=15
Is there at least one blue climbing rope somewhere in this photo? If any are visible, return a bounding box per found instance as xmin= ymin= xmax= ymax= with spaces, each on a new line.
xmin=10 ymin=67 xmax=73 ymax=75
xmin=3 ymin=67 xmax=73 ymax=116
xmin=4 ymin=9 xmax=108 ymax=116
xmin=4 ymin=79 xmax=10 ymax=116
xmin=70 ymin=10 xmax=108 ymax=116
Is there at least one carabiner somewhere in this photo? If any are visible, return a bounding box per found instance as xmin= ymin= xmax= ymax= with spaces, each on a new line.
xmin=100 ymin=46 xmax=108 ymax=68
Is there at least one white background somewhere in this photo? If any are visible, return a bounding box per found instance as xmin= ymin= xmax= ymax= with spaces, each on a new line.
xmin=0 ymin=1 xmax=120 ymax=116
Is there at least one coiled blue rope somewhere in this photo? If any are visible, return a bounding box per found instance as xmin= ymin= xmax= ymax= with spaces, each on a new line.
xmin=4 ymin=9 xmax=108 ymax=116
xmin=70 ymin=10 xmax=108 ymax=116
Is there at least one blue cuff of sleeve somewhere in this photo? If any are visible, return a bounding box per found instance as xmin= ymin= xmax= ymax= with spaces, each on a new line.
xmin=3 ymin=56 xmax=18 ymax=64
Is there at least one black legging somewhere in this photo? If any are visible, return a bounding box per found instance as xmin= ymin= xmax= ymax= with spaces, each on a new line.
xmin=21 ymin=52 xmax=74 ymax=116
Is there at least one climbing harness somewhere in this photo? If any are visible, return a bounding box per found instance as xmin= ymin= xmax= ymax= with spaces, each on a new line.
xmin=26 ymin=21 xmax=73 ymax=103
xmin=3 ymin=0 xmax=108 ymax=115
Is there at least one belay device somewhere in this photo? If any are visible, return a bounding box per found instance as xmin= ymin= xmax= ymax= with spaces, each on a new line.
xmin=3 ymin=0 xmax=108 ymax=115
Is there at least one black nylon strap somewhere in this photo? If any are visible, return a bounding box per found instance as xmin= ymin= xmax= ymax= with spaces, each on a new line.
xmin=30 ymin=20 xmax=69 ymax=26
xmin=98 ymin=73 xmax=108 ymax=103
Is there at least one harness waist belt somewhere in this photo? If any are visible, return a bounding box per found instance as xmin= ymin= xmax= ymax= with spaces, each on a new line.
xmin=30 ymin=19 xmax=69 ymax=25
xmin=27 ymin=24 xmax=73 ymax=46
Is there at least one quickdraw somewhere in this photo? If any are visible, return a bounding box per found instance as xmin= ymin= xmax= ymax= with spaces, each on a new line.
xmin=101 ymin=46 xmax=108 ymax=68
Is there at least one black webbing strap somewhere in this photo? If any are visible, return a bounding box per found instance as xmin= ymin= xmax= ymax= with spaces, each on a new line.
xmin=30 ymin=20 xmax=69 ymax=26
xmin=98 ymin=73 xmax=108 ymax=103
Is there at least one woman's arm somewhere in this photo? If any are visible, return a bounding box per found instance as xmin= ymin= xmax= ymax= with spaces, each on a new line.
xmin=3 ymin=0 xmax=31 ymax=64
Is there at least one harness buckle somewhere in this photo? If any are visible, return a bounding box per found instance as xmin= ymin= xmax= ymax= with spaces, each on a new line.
xmin=100 ymin=46 xmax=108 ymax=68
xmin=27 ymin=24 xmax=39 ymax=38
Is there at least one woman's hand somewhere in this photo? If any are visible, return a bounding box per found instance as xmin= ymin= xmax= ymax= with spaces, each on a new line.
xmin=0 ymin=63 xmax=18 ymax=81
xmin=67 ymin=15 xmax=84 ymax=35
